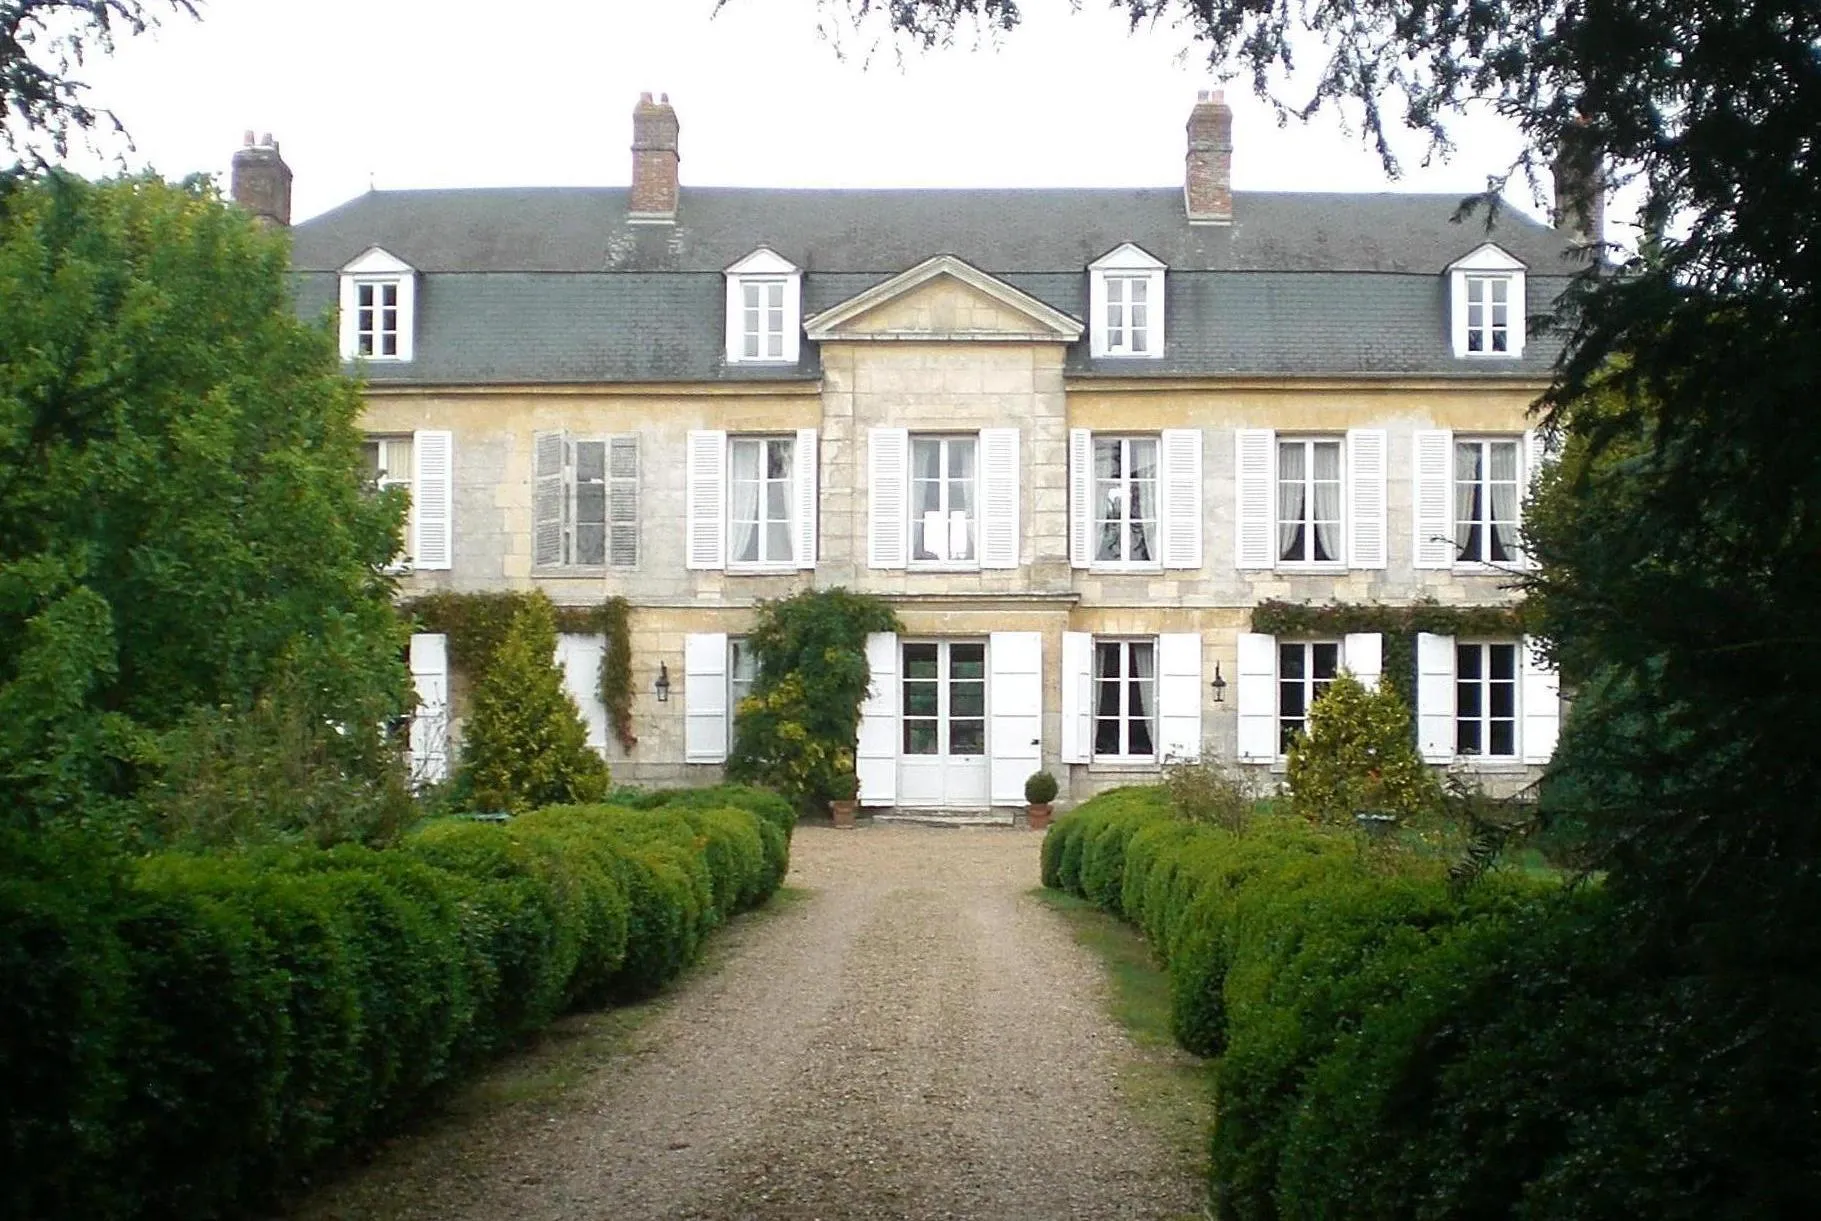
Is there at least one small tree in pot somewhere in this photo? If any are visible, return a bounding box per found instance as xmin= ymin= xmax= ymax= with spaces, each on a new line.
xmin=829 ymin=764 xmax=860 ymax=828
xmin=1024 ymin=769 xmax=1059 ymax=830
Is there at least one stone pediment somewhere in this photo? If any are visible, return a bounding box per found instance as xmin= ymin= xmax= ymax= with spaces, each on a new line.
xmin=805 ymin=254 xmax=1084 ymax=343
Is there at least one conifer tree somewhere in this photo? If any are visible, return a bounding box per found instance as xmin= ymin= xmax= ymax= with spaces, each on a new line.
xmin=1286 ymin=673 xmax=1438 ymax=826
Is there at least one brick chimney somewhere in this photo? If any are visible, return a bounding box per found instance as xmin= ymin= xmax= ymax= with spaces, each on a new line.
xmin=629 ymin=92 xmax=680 ymax=223
xmin=1185 ymin=90 xmax=1233 ymax=225
xmin=231 ymin=131 xmax=292 ymax=227
xmin=1551 ymin=121 xmax=1606 ymax=249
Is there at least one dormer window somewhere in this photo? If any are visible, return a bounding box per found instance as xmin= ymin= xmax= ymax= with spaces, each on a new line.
xmin=1089 ymin=243 xmax=1166 ymax=360
xmin=338 ymin=247 xmax=416 ymax=363
xmin=1448 ymin=244 xmax=1527 ymax=360
xmin=725 ymin=247 xmax=801 ymax=365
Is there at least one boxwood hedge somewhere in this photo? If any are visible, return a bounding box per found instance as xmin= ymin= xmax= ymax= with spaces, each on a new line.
xmin=0 ymin=785 xmax=789 ymax=1221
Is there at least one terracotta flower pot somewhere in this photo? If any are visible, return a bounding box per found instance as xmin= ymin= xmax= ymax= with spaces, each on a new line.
xmin=1026 ymin=803 xmax=1054 ymax=831
xmin=830 ymin=799 xmax=858 ymax=828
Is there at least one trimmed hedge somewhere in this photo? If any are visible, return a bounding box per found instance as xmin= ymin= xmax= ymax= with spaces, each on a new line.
xmin=0 ymin=791 xmax=790 ymax=1221
xmin=1042 ymin=787 xmax=1816 ymax=1220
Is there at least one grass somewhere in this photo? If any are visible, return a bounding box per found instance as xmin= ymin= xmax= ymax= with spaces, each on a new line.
xmin=1031 ymin=886 xmax=1217 ymax=1194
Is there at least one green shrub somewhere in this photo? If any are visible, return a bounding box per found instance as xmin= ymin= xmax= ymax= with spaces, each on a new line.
xmin=1025 ymin=769 xmax=1059 ymax=805
xmin=1285 ymin=673 xmax=1439 ymax=825
xmin=1162 ymin=758 xmax=1255 ymax=831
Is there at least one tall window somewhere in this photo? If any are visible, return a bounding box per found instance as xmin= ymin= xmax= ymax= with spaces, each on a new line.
xmin=361 ymin=435 xmax=412 ymax=495
xmin=1278 ymin=641 xmax=1340 ymax=754
xmin=568 ymin=438 xmax=638 ymax=567
xmin=911 ymin=436 xmax=977 ymax=564
xmin=1104 ymin=275 xmax=1151 ymax=355
xmin=355 ymin=280 xmax=401 ymax=357
xmin=1456 ymin=643 xmax=1518 ymax=757
xmin=1464 ymin=274 xmax=1513 ymax=355
xmin=1093 ymin=639 xmax=1156 ymax=758
xmin=1454 ymin=438 xmax=1522 ymax=563
xmin=1277 ymin=438 xmax=1343 ymax=563
xmin=1093 ymin=436 xmax=1159 ymax=564
xmin=728 ymin=637 xmax=758 ymax=751
xmin=729 ymin=436 xmax=795 ymax=565
xmin=742 ymin=280 xmax=787 ymax=361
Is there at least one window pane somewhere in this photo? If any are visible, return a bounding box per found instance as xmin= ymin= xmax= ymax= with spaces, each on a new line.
xmin=1490 ymin=680 xmax=1515 ymax=719
xmin=950 ymin=683 xmax=985 ymax=719
xmin=1312 ymin=643 xmax=1340 ymax=679
xmin=904 ymin=682 xmax=938 ymax=717
xmin=1095 ymin=641 xmax=1123 ymax=681
xmin=1130 ymin=439 xmax=1158 ymax=480
xmin=1094 ymin=681 xmax=1122 ymax=718
xmin=744 ymin=283 xmax=760 ymax=310
xmin=766 ymin=440 xmax=792 ymax=479
xmin=1457 ymin=679 xmax=1482 ymax=718
xmin=904 ymin=719 xmax=938 ymax=755
xmin=1095 ymin=439 xmax=1120 ymax=479
xmin=1280 ymin=681 xmax=1306 ymax=719
xmin=950 ymin=644 xmax=985 ymax=679
xmin=1490 ymin=719 xmax=1516 ymax=756
xmin=766 ymin=482 xmax=790 ymax=522
xmin=1458 ymin=719 xmax=1482 ymax=755
xmin=1094 ymin=718 xmax=1121 ymax=755
xmin=574 ymin=524 xmax=605 ymax=566
xmin=904 ymin=644 xmax=939 ymax=679
xmin=949 ymin=439 xmax=975 ymax=479
xmin=950 ymin=720 xmax=985 ymax=755
xmin=1490 ymin=644 xmax=1517 ymax=680
xmin=1457 ymin=644 xmax=1483 ymax=680
xmin=575 ymin=441 xmax=605 ymax=484
xmin=1279 ymin=643 xmax=1305 ymax=679
xmin=576 ymin=482 xmax=606 ymax=528
xmin=765 ymin=522 xmax=792 ymax=560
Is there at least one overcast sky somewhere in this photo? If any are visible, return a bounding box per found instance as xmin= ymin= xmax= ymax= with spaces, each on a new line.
xmin=69 ymin=0 xmax=1587 ymax=229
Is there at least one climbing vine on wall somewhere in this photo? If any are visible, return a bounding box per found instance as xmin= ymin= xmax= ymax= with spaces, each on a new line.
xmin=1251 ymin=598 xmax=1532 ymax=713
xmin=403 ymin=591 xmax=638 ymax=752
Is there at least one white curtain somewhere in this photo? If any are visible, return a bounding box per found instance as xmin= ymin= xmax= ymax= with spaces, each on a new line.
xmin=1129 ymin=441 xmax=1158 ymax=562
xmin=1278 ymin=441 xmax=1304 ymax=559
xmin=730 ymin=442 xmax=761 ymax=563
xmin=1129 ymin=644 xmax=1156 ymax=755
xmin=1490 ymin=442 xmax=1519 ymax=560
xmin=1312 ymin=442 xmax=1342 ymax=562
xmin=1454 ymin=442 xmax=1480 ymax=557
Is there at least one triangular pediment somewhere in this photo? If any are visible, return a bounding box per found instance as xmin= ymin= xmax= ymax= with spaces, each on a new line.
xmin=805 ymin=255 xmax=1083 ymax=343
xmin=340 ymin=246 xmax=415 ymax=276
xmin=1447 ymin=242 xmax=1527 ymax=273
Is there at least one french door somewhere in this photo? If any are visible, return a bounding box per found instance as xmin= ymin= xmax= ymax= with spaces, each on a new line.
xmin=898 ymin=640 xmax=991 ymax=807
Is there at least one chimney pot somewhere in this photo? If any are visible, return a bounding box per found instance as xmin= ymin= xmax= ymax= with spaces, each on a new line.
xmin=629 ymin=92 xmax=681 ymax=223
xmin=1552 ymin=119 xmax=1606 ymax=251
xmin=1185 ymin=90 xmax=1234 ymax=225
xmin=231 ymin=129 xmax=292 ymax=227
xmin=243 ymin=129 xmax=255 ymax=147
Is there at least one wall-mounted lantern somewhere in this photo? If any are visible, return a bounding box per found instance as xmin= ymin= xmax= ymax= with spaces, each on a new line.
xmin=654 ymin=661 xmax=671 ymax=703
xmin=1210 ymin=660 xmax=1227 ymax=703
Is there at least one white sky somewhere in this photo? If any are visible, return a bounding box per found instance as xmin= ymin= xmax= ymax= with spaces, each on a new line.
xmin=67 ymin=0 xmax=1582 ymax=229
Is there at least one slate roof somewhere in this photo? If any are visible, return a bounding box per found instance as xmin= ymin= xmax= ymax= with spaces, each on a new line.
xmin=289 ymin=186 xmax=1585 ymax=383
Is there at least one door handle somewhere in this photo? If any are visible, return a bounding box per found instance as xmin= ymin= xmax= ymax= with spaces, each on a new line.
xmin=1030 ymin=738 xmax=1041 ymax=746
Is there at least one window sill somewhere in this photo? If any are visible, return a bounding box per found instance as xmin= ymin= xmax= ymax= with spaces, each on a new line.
xmin=1093 ymin=351 xmax=1164 ymax=361
xmin=1449 ymin=757 xmax=1528 ymax=772
xmin=1451 ymin=561 xmax=1527 ymax=576
xmin=1087 ymin=563 xmax=1164 ymax=575
xmin=1088 ymin=758 xmax=1161 ymax=774
xmin=726 ymin=564 xmax=802 ymax=577
xmin=1275 ymin=562 xmax=1348 ymax=575
xmin=909 ymin=562 xmax=981 ymax=573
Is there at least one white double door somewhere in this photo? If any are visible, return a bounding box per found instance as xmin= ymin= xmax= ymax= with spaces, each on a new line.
xmin=898 ymin=640 xmax=992 ymax=807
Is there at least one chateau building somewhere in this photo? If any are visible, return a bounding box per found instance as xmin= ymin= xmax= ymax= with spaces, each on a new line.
xmin=240 ymin=91 xmax=1592 ymax=813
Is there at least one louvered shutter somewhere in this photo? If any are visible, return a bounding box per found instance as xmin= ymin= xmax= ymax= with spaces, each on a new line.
xmin=868 ymin=428 xmax=909 ymax=569
xmin=1346 ymin=429 xmax=1388 ymax=569
xmin=1343 ymin=632 xmax=1383 ymax=690
xmin=1235 ymin=428 xmax=1275 ymax=569
xmin=856 ymin=633 xmax=898 ymax=806
xmin=1160 ymin=429 xmax=1203 ymax=570
xmin=608 ymin=435 xmax=639 ymax=568
xmin=1416 ymin=632 xmax=1457 ymax=762
xmin=1414 ymin=429 xmax=1455 ymax=569
xmin=1521 ymin=428 xmax=1547 ymax=568
xmin=685 ymin=430 xmax=727 ymax=571
xmin=1069 ymin=428 xmax=1093 ymax=568
xmin=1060 ymin=632 xmax=1093 ymax=764
xmin=684 ymin=633 xmax=729 ymax=763
xmin=979 ymin=427 xmax=1020 ymax=569
xmin=410 ymin=429 xmax=453 ymax=570
xmin=988 ymin=631 xmax=1043 ymax=804
xmin=1521 ymin=635 xmax=1561 ymax=763
xmin=794 ymin=428 xmax=818 ymax=570
xmin=1235 ymin=631 xmax=1277 ymax=761
xmin=532 ymin=431 xmax=564 ymax=567
xmin=407 ymin=632 xmax=449 ymax=783
xmin=1157 ymin=633 xmax=1204 ymax=762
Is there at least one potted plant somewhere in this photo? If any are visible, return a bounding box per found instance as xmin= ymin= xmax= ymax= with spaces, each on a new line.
xmin=829 ymin=768 xmax=860 ymax=829
xmin=1024 ymin=769 xmax=1059 ymax=830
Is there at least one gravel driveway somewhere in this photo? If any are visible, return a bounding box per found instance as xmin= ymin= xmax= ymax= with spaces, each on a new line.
xmin=292 ymin=825 xmax=1204 ymax=1221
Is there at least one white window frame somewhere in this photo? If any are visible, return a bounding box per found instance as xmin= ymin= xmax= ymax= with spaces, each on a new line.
xmin=1091 ymin=637 xmax=1159 ymax=763
xmin=1090 ymin=435 xmax=1163 ymax=569
xmin=728 ymin=636 xmax=757 ymax=753
xmin=1275 ymin=436 xmax=1346 ymax=567
xmin=908 ymin=434 xmax=980 ymax=569
xmin=1455 ymin=640 xmax=1521 ymax=760
xmin=1277 ymin=639 xmax=1342 ymax=757
xmin=337 ymin=247 xmax=416 ymax=363
xmin=727 ymin=434 xmax=797 ymax=570
xmin=724 ymin=247 xmax=802 ymax=366
xmin=1453 ymin=435 xmax=1525 ymax=567
xmin=1089 ymin=242 xmax=1166 ymax=360
xmin=363 ymin=435 xmax=413 ymax=568
xmin=1447 ymin=243 xmax=1527 ymax=360
xmin=535 ymin=434 xmax=638 ymax=570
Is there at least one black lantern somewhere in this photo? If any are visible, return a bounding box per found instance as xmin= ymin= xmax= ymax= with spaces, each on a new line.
xmin=654 ymin=662 xmax=671 ymax=703
xmin=1210 ymin=660 xmax=1227 ymax=703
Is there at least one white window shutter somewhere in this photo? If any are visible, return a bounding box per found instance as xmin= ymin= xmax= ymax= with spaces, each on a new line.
xmin=1521 ymin=635 xmax=1561 ymax=764
xmin=1160 ymin=429 xmax=1203 ymax=570
xmin=1235 ymin=428 xmax=1275 ymax=569
xmin=1068 ymin=428 xmax=1093 ymax=569
xmin=794 ymin=428 xmax=818 ymax=570
xmin=1346 ymin=429 xmax=1388 ymax=569
xmin=867 ymin=428 xmax=910 ymax=569
xmin=1157 ymin=633 xmax=1204 ymax=762
xmin=1416 ymin=632 xmax=1457 ymax=762
xmin=857 ymin=632 xmax=899 ymax=806
xmin=1060 ymin=631 xmax=1093 ymax=764
xmin=555 ymin=633 xmax=608 ymax=753
xmin=407 ymin=632 xmax=449 ymax=784
xmin=1414 ymin=429 xmax=1455 ymax=569
xmin=988 ymin=631 xmax=1043 ymax=805
xmin=532 ymin=431 xmax=564 ymax=567
xmin=1236 ymin=632 xmax=1277 ymax=762
xmin=685 ymin=430 xmax=727 ymax=571
xmin=1343 ymin=633 xmax=1383 ymax=690
xmin=979 ymin=427 xmax=1020 ymax=570
xmin=684 ymin=633 xmax=729 ymax=763
xmin=409 ymin=430 xmax=453 ymax=570
xmin=1522 ymin=428 xmax=1547 ymax=568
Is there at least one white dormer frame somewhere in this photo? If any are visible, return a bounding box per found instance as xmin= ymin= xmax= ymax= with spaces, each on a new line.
xmin=724 ymin=247 xmax=802 ymax=366
xmin=1448 ymin=243 xmax=1527 ymax=360
xmin=1089 ymin=243 xmax=1167 ymax=360
xmin=338 ymin=247 xmax=417 ymax=363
